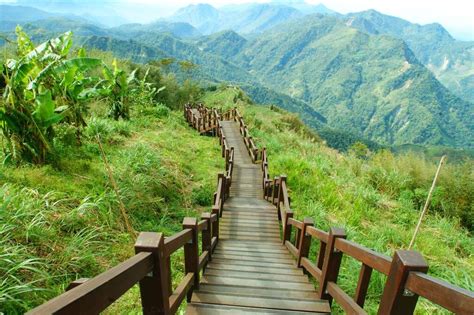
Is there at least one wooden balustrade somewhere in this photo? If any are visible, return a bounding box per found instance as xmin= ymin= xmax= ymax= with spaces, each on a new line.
xmin=28 ymin=104 xmax=235 ymax=314
xmin=246 ymin=101 xmax=474 ymax=314
xmin=27 ymin=218 xmax=217 ymax=315
xmin=29 ymin=103 xmax=474 ymax=314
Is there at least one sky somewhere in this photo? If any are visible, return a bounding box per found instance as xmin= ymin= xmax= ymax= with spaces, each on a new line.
xmin=2 ymin=0 xmax=473 ymax=40
xmin=131 ymin=0 xmax=474 ymax=40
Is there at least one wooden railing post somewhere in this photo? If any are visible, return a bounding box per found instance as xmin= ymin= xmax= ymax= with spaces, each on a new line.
xmin=201 ymin=213 xmax=212 ymax=262
xmin=135 ymin=232 xmax=170 ymax=314
xmin=318 ymin=227 xmax=346 ymax=304
xmin=378 ymin=250 xmax=429 ymax=315
xmin=183 ymin=218 xmax=199 ymax=302
xmin=297 ymin=218 xmax=314 ymax=267
xmin=277 ymin=175 xmax=286 ymax=212
xmin=212 ymin=207 xmax=219 ymax=241
xmin=218 ymin=173 xmax=226 ymax=208
xmin=272 ymin=176 xmax=280 ymax=217
xmin=282 ymin=210 xmax=293 ymax=245
xmin=221 ymin=136 xmax=226 ymax=157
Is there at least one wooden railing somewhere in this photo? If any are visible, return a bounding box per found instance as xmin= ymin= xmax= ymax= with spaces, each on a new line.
xmin=27 ymin=211 xmax=219 ymax=315
xmin=27 ymin=105 xmax=233 ymax=315
xmin=183 ymin=103 xmax=218 ymax=134
xmin=227 ymin=104 xmax=473 ymax=314
xmin=29 ymin=103 xmax=474 ymax=314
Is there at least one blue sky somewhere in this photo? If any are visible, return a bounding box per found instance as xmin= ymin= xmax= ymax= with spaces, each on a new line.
xmin=2 ymin=0 xmax=473 ymax=40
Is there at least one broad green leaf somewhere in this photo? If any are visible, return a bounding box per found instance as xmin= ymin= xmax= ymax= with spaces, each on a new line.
xmin=77 ymin=47 xmax=86 ymax=58
xmin=33 ymin=91 xmax=63 ymax=127
xmin=127 ymin=69 xmax=137 ymax=85
xmin=15 ymin=26 xmax=34 ymax=57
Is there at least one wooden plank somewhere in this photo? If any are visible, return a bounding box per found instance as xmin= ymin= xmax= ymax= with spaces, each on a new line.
xmin=218 ymin=230 xmax=280 ymax=238
xmin=201 ymin=276 xmax=315 ymax=291
xmin=326 ymin=282 xmax=367 ymax=315
xmin=197 ymin=283 xmax=317 ymax=301
xmin=220 ymin=220 xmax=279 ymax=227
xmin=26 ymin=252 xmax=153 ymax=314
xmin=405 ymin=272 xmax=474 ymax=314
xmin=218 ymin=225 xmax=280 ymax=233
xmin=214 ymin=249 xmax=293 ymax=260
xmin=301 ymin=257 xmax=322 ymax=282
xmin=169 ymin=273 xmax=195 ymax=314
xmin=215 ymin=245 xmax=287 ymax=254
xmin=334 ymin=238 xmax=391 ymax=275
xmin=191 ymin=292 xmax=331 ymax=313
xmin=285 ymin=241 xmax=299 ymax=259
xmin=212 ymin=254 xmax=294 ymax=264
xmin=164 ymin=229 xmax=193 ymax=257
xmin=186 ymin=303 xmax=329 ymax=314
xmin=206 ymin=263 xmax=304 ymax=276
xmin=218 ymin=236 xmax=281 ymax=243
xmin=204 ymin=269 xmax=308 ymax=282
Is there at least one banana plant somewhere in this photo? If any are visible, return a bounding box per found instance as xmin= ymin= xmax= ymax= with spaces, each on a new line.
xmin=101 ymin=59 xmax=137 ymax=120
xmin=1 ymin=28 xmax=103 ymax=163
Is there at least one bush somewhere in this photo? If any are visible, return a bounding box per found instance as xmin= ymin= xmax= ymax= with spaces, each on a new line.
xmin=84 ymin=118 xmax=112 ymax=139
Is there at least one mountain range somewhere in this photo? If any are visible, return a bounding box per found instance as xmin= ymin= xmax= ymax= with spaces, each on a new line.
xmin=1 ymin=2 xmax=473 ymax=148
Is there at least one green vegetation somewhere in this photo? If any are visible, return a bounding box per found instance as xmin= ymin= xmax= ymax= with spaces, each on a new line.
xmin=0 ymin=30 xmax=220 ymax=313
xmin=202 ymin=86 xmax=473 ymax=314
xmin=1 ymin=28 xmax=472 ymax=314
xmin=346 ymin=9 xmax=474 ymax=103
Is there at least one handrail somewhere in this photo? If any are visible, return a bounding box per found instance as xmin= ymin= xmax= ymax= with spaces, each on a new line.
xmin=26 ymin=251 xmax=154 ymax=314
xmin=29 ymin=103 xmax=237 ymax=314
xmin=218 ymin=100 xmax=474 ymax=315
xmin=405 ymin=272 xmax=474 ymax=314
xmin=34 ymin=103 xmax=471 ymax=315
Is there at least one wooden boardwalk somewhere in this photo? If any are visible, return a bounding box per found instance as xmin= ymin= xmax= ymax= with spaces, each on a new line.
xmin=27 ymin=105 xmax=473 ymax=315
xmin=187 ymin=121 xmax=331 ymax=314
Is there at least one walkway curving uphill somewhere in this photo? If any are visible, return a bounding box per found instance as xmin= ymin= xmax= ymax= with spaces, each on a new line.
xmin=26 ymin=104 xmax=473 ymax=314
xmin=186 ymin=120 xmax=330 ymax=314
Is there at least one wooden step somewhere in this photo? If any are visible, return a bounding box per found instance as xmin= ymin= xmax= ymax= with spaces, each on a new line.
xmin=200 ymin=276 xmax=316 ymax=291
xmin=186 ymin=303 xmax=329 ymax=314
xmin=197 ymin=283 xmax=317 ymax=300
xmin=210 ymin=258 xmax=297 ymax=269
xmin=211 ymin=253 xmax=294 ymax=264
xmin=204 ymin=269 xmax=308 ymax=283
xmin=191 ymin=292 xmax=331 ymax=313
xmin=218 ymin=225 xmax=280 ymax=234
xmin=215 ymin=244 xmax=287 ymax=254
xmin=216 ymin=240 xmax=286 ymax=250
xmin=206 ymin=262 xmax=304 ymax=275
xmin=213 ymin=249 xmax=292 ymax=260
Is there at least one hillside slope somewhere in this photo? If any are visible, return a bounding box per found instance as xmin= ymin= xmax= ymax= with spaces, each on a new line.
xmin=201 ymin=86 xmax=473 ymax=314
xmin=346 ymin=10 xmax=474 ymax=103
xmin=211 ymin=15 xmax=473 ymax=147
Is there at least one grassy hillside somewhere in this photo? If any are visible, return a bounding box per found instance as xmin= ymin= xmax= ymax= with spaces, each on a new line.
xmin=201 ymin=87 xmax=473 ymax=314
xmin=1 ymin=28 xmax=472 ymax=313
xmin=0 ymin=107 xmax=224 ymax=313
xmin=223 ymin=15 xmax=473 ymax=148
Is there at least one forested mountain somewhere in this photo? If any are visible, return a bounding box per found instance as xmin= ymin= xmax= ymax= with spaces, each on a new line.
xmin=345 ymin=10 xmax=474 ymax=103
xmin=197 ymin=15 xmax=473 ymax=147
xmin=1 ymin=3 xmax=472 ymax=148
xmin=166 ymin=3 xmax=305 ymax=34
xmin=111 ymin=21 xmax=201 ymax=38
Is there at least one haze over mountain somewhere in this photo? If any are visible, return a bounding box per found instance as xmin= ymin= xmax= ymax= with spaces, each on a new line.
xmin=1 ymin=1 xmax=473 ymax=148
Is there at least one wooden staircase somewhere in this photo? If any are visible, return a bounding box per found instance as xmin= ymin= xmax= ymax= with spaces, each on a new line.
xmin=26 ymin=104 xmax=474 ymax=315
xmin=186 ymin=121 xmax=331 ymax=314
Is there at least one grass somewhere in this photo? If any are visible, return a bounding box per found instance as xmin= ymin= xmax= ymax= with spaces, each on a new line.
xmin=1 ymin=84 xmax=472 ymax=314
xmin=0 ymin=108 xmax=223 ymax=313
xmin=201 ymin=86 xmax=473 ymax=314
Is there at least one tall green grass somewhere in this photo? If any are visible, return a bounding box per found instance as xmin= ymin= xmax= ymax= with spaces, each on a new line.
xmin=0 ymin=109 xmax=222 ymax=313
xmin=201 ymin=87 xmax=473 ymax=314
